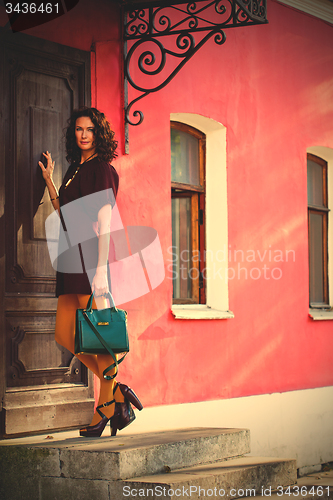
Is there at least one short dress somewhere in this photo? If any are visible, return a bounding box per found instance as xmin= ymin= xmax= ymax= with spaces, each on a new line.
xmin=55 ymin=157 xmax=119 ymax=297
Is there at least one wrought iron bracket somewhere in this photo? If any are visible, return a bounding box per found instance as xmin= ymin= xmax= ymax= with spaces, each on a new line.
xmin=123 ymin=0 xmax=268 ymax=150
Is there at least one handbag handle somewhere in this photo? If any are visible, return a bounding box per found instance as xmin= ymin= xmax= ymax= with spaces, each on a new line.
xmin=86 ymin=291 xmax=117 ymax=312
xmin=83 ymin=309 xmax=127 ymax=380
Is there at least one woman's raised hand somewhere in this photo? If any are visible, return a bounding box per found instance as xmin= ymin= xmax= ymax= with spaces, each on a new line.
xmin=39 ymin=151 xmax=55 ymax=182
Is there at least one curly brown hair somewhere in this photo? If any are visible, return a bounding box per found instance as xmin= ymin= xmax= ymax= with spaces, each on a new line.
xmin=65 ymin=107 xmax=118 ymax=164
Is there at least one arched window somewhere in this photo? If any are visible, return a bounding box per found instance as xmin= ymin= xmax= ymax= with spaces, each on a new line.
xmin=171 ymin=122 xmax=206 ymax=304
xmin=170 ymin=113 xmax=233 ymax=320
xmin=307 ymin=153 xmax=329 ymax=306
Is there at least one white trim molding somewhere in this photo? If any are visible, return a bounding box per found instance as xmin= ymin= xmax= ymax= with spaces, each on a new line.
xmin=276 ymin=0 xmax=333 ymax=25
xmin=309 ymin=309 xmax=333 ymax=320
xmin=172 ymin=304 xmax=234 ymax=319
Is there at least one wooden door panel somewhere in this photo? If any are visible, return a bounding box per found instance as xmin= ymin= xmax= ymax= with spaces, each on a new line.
xmin=31 ymin=106 xmax=62 ymax=241
xmin=7 ymin=52 xmax=76 ymax=292
xmin=4 ymin=44 xmax=86 ymax=388
xmin=6 ymin=313 xmax=83 ymax=388
xmin=1 ymin=32 xmax=94 ymax=437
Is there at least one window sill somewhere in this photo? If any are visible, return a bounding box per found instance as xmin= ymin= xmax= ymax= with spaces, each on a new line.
xmin=309 ymin=308 xmax=333 ymax=320
xmin=171 ymin=304 xmax=234 ymax=320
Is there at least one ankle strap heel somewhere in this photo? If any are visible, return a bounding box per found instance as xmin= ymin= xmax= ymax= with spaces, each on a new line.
xmin=96 ymin=398 xmax=116 ymax=419
xmin=79 ymin=399 xmax=116 ymax=438
xmin=118 ymin=383 xmax=143 ymax=411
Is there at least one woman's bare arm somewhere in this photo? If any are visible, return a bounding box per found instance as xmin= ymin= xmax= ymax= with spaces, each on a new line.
xmin=91 ymin=204 xmax=112 ymax=300
xmin=39 ymin=151 xmax=60 ymax=214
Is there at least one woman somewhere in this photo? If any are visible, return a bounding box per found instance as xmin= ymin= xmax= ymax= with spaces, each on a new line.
xmin=39 ymin=107 xmax=142 ymax=438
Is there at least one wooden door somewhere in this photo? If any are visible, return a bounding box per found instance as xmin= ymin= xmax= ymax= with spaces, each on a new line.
xmin=0 ymin=31 xmax=94 ymax=436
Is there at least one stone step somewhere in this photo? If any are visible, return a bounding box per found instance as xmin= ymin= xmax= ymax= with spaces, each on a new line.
xmin=261 ymin=488 xmax=332 ymax=500
xmin=246 ymin=470 xmax=333 ymax=500
xmin=255 ymin=485 xmax=333 ymax=499
xmin=113 ymin=456 xmax=297 ymax=500
xmin=1 ymin=452 xmax=297 ymax=500
xmin=1 ymin=427 xmax=250 ymax=499
xmin=274 ymin=471 xmax=333 ymax=499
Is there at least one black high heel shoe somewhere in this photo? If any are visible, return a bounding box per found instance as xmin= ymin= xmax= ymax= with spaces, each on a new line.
xmin=79 ymin=398 xmax=115 ymax=438
xmin=110 ymin=383 xmax=143 ymax=436
xmin=118 ymin=383 xmax=143 ymax=411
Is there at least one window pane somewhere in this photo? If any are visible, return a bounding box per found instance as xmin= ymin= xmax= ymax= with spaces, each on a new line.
xmin=309 ymin=211 xmax=325 ymax=304
xmin=307 ymin=159 xmax=324 ymax=207
xmin=171 ymin=128 xmax=200 ymax=186
xmin=172 ymin=197 xmax=192 ymax=299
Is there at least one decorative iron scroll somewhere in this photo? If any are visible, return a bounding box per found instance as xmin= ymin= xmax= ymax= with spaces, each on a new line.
xmin=124 ymin=0 xmax=267 ymax=128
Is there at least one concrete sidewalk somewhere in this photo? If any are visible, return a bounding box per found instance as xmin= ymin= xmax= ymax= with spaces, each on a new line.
xmin=297 ymin=470 xmax=333 ymax=493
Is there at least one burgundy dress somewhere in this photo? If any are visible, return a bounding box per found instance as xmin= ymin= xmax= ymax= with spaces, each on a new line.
xmin=55 ymin=157 xmax=119 ymax=297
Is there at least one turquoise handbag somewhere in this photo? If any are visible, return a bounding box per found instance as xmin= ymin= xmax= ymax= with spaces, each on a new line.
xmin=75 ymin=292 xmax=129 ymax=380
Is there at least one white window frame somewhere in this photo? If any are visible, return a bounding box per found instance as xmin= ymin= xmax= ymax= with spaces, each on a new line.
xmin=170 ymin=113 xmax=233 ymax=320
xmin=307 ymin=146 xmax=333 ymax=320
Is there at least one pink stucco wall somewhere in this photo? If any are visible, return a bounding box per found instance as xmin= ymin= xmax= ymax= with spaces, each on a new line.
xmin=3 ymin=0 xmax=333 ymax=407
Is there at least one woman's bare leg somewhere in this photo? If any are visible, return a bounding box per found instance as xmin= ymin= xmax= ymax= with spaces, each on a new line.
xmin=55 ymin=294 xmax=125 ymax=426
xmin=85 ymin=295 xmax=124 ymax=426
xmin=55 ymin=294 xmax=99 ymax=376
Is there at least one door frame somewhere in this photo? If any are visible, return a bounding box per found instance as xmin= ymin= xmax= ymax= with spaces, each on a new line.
xmin=0 ymin=30 xmax=94 ymax=437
